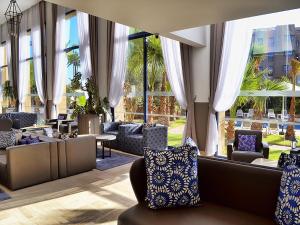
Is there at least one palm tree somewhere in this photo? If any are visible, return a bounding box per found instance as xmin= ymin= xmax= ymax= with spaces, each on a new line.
xmin=67 ymin=51 xmax=80 ymax=75
xmin=226 ymin=55 xmax=288 ymax=140
xmin=126 ymin=36 xmax=165 ymax=123
xmin=147 ymin=36 xmax=165 ymax=123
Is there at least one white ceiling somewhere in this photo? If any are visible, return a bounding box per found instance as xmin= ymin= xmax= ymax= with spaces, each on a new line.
xmin=0 ymin=0 xmax=40 ymax=24
xmin=45 ymin=0 xmax=300 ymax=34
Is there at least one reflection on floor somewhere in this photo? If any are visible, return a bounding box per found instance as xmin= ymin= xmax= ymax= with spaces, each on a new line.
xmin=0 ymin=163 xmax=136 ymax=225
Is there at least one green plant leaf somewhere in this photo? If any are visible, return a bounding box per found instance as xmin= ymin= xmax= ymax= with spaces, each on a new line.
xmin=76 ymin=95 xmax=86 ymax=107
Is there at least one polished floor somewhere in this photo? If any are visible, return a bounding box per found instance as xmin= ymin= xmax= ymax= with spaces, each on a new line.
xmin=0 ymin=163 xmax=136 ymax=225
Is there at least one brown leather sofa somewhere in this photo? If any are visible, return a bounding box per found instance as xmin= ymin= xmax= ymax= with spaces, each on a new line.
xmin=59 ymin=135 xmax=96 ymax=177
xmin=118 ymin=157 xmax=282 ymax=225
xmin=38 ymin=135 xmax=96 ymax=178
xmin=0 ymin=135 xmax=96 ymax=190
xmin=0 ymin=141 xmax=59 ymax=190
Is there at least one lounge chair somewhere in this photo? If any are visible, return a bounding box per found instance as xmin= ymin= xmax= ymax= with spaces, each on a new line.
xmin=267 ymin=109 xmax=276 ymax=119
xmin=236 ymin=109 xmax=244 ymax=118
xmin=267 ymin=120 xmax=279 ymax=134
xmin=248 ymin=109 xmax=254 ymax=118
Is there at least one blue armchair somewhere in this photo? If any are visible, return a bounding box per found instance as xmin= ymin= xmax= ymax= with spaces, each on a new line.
xmin=101 ymin=122 xmax=168 ymax=155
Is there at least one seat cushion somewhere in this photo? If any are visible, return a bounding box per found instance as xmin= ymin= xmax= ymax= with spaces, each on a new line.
xmin=127 ymin=134 xmax=143 ymax=141
xmin=106 ymin=131 xmax=119 ymax=136
xmin=231 ymin=151 xmax=264 ymax=163
xmin=118 ymin=203 xmax=275 ymax=225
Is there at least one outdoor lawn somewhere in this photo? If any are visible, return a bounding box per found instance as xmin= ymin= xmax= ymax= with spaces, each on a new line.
xmin=168 ymin=119 xmax=186 ymax=146
xmin=264 ymin=134 xmax=295 ymax=160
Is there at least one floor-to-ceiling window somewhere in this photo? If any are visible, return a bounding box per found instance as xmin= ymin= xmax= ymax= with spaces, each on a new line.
xmin=0 ymin=42 xmax=10 ymax=113
xmin=115 ymin=28 xmax=187 ymax=146
xmin=219 ymin=10 xmax=300 ymax=160
xmin=24 ymin=32 xmax=45 ymax=121
xmin=57 ymin=10 xmax=81 ymax=116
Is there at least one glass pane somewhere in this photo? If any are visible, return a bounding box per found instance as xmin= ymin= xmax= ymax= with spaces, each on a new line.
xmin=57 ymin=13 xmax=81 ymax=117
xmin=146 ymin=36 xmax=186 ymax=146
xmin=220 ymin=19 xmax=300 ymax=161
xmin=66 ymin=13 xmax=79 ymax=48
xmin=115 ymin=38 xmax=144 ymax=123
xmin=115 ymin=34 xmax=187 ymax=147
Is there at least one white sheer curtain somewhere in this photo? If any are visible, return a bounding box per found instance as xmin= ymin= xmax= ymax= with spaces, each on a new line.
xmin=31 ymin=5 xmax=45 ymax=105
xmin=52 ymin=6 xmax=67 ymax=118
xmin=0 ymin=45 xmax=4 ymax=101
xmin=6 ymin=38 xmax=12 ymax=83
xmin=206 ymin=19 xmax=253 ymax=156
xmin=160 ymin=36 xmax=187 ymax=110
xmin=109 ymin=23 xmax=129 ymax=108
xmin=77 ymin=11 xmax=92 ymax=81
xmin=18 ymin=23 xmax=31 ymax=112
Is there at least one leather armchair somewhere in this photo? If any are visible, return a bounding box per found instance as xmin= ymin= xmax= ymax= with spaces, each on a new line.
xmin=227 ymin=130 xmax=269 ymax=163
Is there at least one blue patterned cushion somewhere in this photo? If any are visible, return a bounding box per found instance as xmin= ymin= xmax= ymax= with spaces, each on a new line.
xmin=144 ymin=145 xmax=200 ymax=209
xmin=278 ymin=153 xmax=300 ymax=168
xmin=238 ymin=134 xmax=256 ymax=152
xmin=27 ymin=136 xmax=40 ymax=144
xmin=275 ymin=165 xmax=300 ymax=225
xmin=184 ymin=137 xmax=200 ymax=155
xmin=0 ymin=131 xmax=16 ymax=149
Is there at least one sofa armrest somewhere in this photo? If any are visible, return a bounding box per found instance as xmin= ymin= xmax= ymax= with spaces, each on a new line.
xmin=262 ymin=142 xmax=269 ymax=159
xmin=227 ymin=141 xmax=234 ymax=160
xmin=6 ymin=143 xmax=52 ymax=190
xmin=101 ymin=122 xmax=120 ymax=133
xmin=143 ymin=126 xmax=168 ymax=150
xmin=12 ymin=119 xmax=21 ymax=129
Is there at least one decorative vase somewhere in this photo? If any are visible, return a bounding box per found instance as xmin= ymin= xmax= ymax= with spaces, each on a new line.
xmin=78 ymin=114 xmax=100 ymax=135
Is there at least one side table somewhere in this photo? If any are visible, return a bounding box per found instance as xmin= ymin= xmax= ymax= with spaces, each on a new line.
xmin=290 ymin=148 xmax=300 ymax=155
xmin=95 ymin=135 xmax=116 ymax=159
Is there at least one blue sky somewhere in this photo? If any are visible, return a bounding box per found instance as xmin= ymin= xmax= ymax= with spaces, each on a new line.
xmin=66 ymin=15 xmax=79 ymax=84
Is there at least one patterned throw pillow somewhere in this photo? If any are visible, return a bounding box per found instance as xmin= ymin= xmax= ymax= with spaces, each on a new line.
xmin=19 ymin=135 xmax=40 ymax=145
xmin=0 ymin=131 xmax=16 ymax=149
xmin=275 ymin=165 xmax=300 ymax=225
xmin=278 ymin=153 xmax=300 ymax=168
xmin=27 ymin=136 xmax=40 ymax=144
xmin=237 ymin=134 xmax=256 ymax=152
xmin=184 ymin=137 xmax=200 ymax=155
xmin=144 ymin=145 xmax=201 ymax=209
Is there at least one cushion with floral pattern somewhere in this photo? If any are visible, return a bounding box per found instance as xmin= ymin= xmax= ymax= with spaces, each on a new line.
xmin=275 ymin=165 xmax=300 ymax=225
xmin=237 ymin=134 xmax=256 ymax=152
xmin=144 ymin=145 xmax=200 ymax=209
xmin=278 ymin=153 xmax=300 ymax=168
xmin=184 ymin=137 xmax=200 ymax=155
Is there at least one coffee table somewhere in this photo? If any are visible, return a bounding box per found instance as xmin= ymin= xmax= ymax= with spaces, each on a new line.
xmin=251 ymin=158 xmax=278 ymax=168
xmin=290 ymin=148 xmax=300 ymax=155
xmin=95 ymin=135 xmax=116 ymax=159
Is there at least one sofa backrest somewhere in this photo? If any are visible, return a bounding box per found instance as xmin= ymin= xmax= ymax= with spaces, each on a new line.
xmin=129 ymin=157 xmax=282 ymax=219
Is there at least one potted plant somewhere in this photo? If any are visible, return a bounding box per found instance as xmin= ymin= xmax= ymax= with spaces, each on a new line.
xmin=70 ymin=73 xmax=109 ymax=134
xmin=2 ymin=80 xmax=16 ymax=112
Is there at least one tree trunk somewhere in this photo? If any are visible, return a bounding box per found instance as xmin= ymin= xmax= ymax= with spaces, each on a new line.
xmin=251 ymin=108 xmax=263 ymax=130
xmin=148 ymin=95 xmax=154 ymax=123
xmin=226 ymin=120 xmax=235 ymax=140
xmin=286 ymin=96 xmax=295 ymax=140
xmin=158 ymin=72 xmax=169 ymax=126
xmin=169 ymin=96 xmax=176 ymax=121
